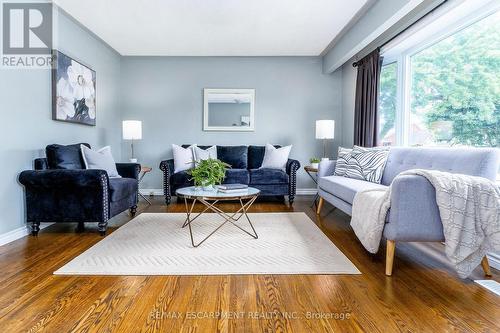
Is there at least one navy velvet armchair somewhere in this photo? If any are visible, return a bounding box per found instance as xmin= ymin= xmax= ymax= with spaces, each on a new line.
xmin=19 ymin=144 xmax=140 ymax=236
xmin=160 ymin=145 xmax=300 ymax=205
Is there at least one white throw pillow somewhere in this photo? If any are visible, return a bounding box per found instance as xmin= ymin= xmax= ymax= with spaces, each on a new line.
xmin=260 ymin=144 xmax=292 ymax=170
xmin=172 ymin=144 xmax=196 ymax=173
xmin=80 ymin=145 xmax=121 ymax=178
xmin=193 ymin=145 xmax=217 ymax=164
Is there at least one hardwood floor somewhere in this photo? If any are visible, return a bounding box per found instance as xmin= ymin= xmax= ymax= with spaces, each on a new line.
xmin=0 ymin=196 xmax=498 ymax=332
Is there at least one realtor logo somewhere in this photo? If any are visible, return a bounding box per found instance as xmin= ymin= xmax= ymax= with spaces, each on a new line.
xmin=1 ymin=1 xmax=53 ymax=69
xmin=2 ymin=1 xmax=52 ymax=54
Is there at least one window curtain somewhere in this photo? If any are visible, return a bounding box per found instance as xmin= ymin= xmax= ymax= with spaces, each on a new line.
xmin=353 ymin=48 xmax=382 ymax=147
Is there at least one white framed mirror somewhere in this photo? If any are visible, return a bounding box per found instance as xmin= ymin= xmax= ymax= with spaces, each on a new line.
xmin=203 ymin=88 xmax=255 ymax=131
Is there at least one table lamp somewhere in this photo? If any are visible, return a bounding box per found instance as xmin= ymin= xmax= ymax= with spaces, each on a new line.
xmin=122 ymin=120 xmax=142 ymax=162
xmin=316 ymin=120 xmax=335 ymax=161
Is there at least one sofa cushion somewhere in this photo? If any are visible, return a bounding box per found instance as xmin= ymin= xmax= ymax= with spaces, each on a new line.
xmin=170 ymin=171 xmax=192 ymax=185
xmin=193 ymin=145 xmax=217 ymax=164
xmin=224 ymin=169 xmax=250 ymax=184
xmin=217 ymin=146 xmax=248 ymax=169
xmin=344 ymin=146 xmax=390 ymax=184
xmin=171 ymin=169 xmax=249 ymax=185
xmin=46 ymin=143 xmax=90 ymax=170
xmin=250 ymin=168 xmax=288 ymax=185
xmin=251 ymin=183 xmax=289 ymax=196
xmin=173 ymin=144 xmax=195 ymax=173
xmin=109 ymin=178 xmax=138 ymax=202
xmin=248 ymin=145 xmax=281 ymax=169
xmin=318 ymin=175 xmax=387 ymax=204
xmin=182 ymin=145 xmax=211 ymax=150
xmin=381 ymin=147 xmax=500 ymax=185
xmin=333 ymin=147 xmax=353 ymax=177
xmin=261 ymin=144 xmax=292 ymax=170
xmin=81 ymin=145 xmax=121 ymax=178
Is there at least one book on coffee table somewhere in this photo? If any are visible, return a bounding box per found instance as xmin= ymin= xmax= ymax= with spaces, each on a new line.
xmin=216 ymin=184 xmax=248 ymax=192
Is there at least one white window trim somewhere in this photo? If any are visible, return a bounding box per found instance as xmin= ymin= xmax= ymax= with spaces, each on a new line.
xmin=380 ymin=2 xmax=499 ymax=146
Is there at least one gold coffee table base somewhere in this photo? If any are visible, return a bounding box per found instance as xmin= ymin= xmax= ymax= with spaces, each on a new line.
xmin=178 ymin=189 xmax=259 ymax=248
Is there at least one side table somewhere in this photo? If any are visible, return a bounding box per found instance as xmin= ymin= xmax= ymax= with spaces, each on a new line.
xmin=304 ymin=165 xmax=319 ymax=207
xmin=139 ymin=166 xmax=152 ymax=205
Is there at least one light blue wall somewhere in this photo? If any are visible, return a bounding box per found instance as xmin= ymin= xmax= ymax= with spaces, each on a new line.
xmin=1 ymin=16 xmax=343 ymax=236
xmin=119 ymin=57 xmax=342 ymax=190
xmin=323 ymin=0 xmax=417 ymax=73
xmin=323 ymin=0 xmax=446 ymax=73
xmin=341 ymin=59 xmax=357 ymax=147
xmin=0 ymin=8 xmax=121 ymax=234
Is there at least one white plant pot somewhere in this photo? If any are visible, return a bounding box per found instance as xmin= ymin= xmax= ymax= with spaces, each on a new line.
xmin=311 ymin=163 xmax=319 ymax=169
xmin=201 ymin=181 xmax=214 ymax=191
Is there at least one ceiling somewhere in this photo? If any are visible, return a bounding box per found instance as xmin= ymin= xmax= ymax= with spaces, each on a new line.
xmin=54 ymin=0 xmax=369 ymax=56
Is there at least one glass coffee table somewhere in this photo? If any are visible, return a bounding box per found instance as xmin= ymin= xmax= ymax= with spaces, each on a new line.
xmin=176 ymin=186 xmax=260 ymax=247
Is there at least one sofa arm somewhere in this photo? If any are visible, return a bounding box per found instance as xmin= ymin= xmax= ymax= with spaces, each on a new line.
xmin=286 ymin=159 xmax=300 ymax=175
xmin=19 ymin=169 xmax=109 ymax=189
xmin=286 ymin=159 xmax=300 ymax=203
xmin=159 ymin=159 xmax=175 ymax=204
xmin=116 ymin=163 xmax=141 ymax=179
xmin=18 ymin=169 xmax=110 ymax=223
xmin=318 ymin=160 xmax=336 ymax=178
xmin=159 ymin=159 xmax=174 ymax=174
xmin=384 ymin=175 xmax=444 ymax=242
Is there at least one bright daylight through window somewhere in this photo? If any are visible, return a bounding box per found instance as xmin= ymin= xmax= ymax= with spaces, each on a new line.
xmin=378 ymin=9 xmax=499 ymax=147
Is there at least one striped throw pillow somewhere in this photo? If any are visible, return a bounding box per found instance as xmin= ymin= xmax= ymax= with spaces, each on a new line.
xmin=346 ymin=146 xmax=390 ymax=184
xmin=333 ymin=147 xmax=352 ymax=177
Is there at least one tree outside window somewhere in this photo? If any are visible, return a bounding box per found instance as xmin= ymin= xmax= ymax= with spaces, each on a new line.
xmin=378 ymin=11 xmax=499 ymax=148
xmin=378 ymin=62 xmax=397 ymax=146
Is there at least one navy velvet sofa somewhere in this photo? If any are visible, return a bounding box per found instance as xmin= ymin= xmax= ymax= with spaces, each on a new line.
xmin=19 ymin=143 xmax=140 ymax=236
xmin=159 ymin=145 xmax=300 ymax=204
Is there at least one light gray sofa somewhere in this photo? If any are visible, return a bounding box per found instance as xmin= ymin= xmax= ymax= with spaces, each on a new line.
xmin=316 ymin=147 xmax=500 ymax=276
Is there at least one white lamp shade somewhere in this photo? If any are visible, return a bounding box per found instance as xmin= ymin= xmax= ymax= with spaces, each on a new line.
xmin=122 ymin=120 xmax=142 ymax=140
xmin=315 ymin=120 xmax=335 ymax=139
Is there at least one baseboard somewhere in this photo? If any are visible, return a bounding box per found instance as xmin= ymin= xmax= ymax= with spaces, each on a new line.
xmin=0 ymin=223 xmax=54 ymax=247
xmin=139 ymin=189 xmax=164 ymax=196
xmin=488 ymin=253 xmax=500 ymax=270
xmin=139 ymin=188 xmax=318 ymax=196
xmin=296 ymin=188 xmax=317 ymax=195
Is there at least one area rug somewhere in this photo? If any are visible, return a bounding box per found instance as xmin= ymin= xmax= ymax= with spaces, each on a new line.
xmin=54 ymin=212 xmax=360 ymax=275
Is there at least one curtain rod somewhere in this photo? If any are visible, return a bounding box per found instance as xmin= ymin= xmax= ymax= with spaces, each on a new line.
xmin=352 ymin=0 xmax=448 ymax=68
xmin=352 ymin=47 xmax=380 ymax=67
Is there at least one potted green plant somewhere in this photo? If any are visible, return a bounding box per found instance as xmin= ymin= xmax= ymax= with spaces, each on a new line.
xmin=309 ymin=157 xmax=321 ymax=169
xmin=187 ymin=158 xmax=230 ymax=190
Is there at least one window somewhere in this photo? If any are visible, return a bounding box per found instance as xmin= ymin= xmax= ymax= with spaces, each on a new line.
xmin=378 ymin=62 xmax=397 ymax=146
xmin=378 ymin=5 xmax=499 ymax=148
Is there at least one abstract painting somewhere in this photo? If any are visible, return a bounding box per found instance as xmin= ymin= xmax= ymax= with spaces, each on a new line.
xmin=52 ymin=50 xmax=96 ymax=126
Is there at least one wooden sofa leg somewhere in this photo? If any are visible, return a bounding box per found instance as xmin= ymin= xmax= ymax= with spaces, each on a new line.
xmin=481 ymin=256 xmax=492 ymax=277
xmin=130 ymin=205 xmax=137 ymax=217
xmin=386 ymin=240 xmax=396 ymax=276
xmin=31 ymin=221 xmax=40 ymax=236
xmin=316 ymin=197 xmax=324 ymax=215
xmin=98 ymin=222 xmax=108 ymax=236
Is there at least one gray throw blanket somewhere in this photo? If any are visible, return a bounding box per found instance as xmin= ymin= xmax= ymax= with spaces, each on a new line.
xmin=351 ymin=169 xmax=500 ymax=278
